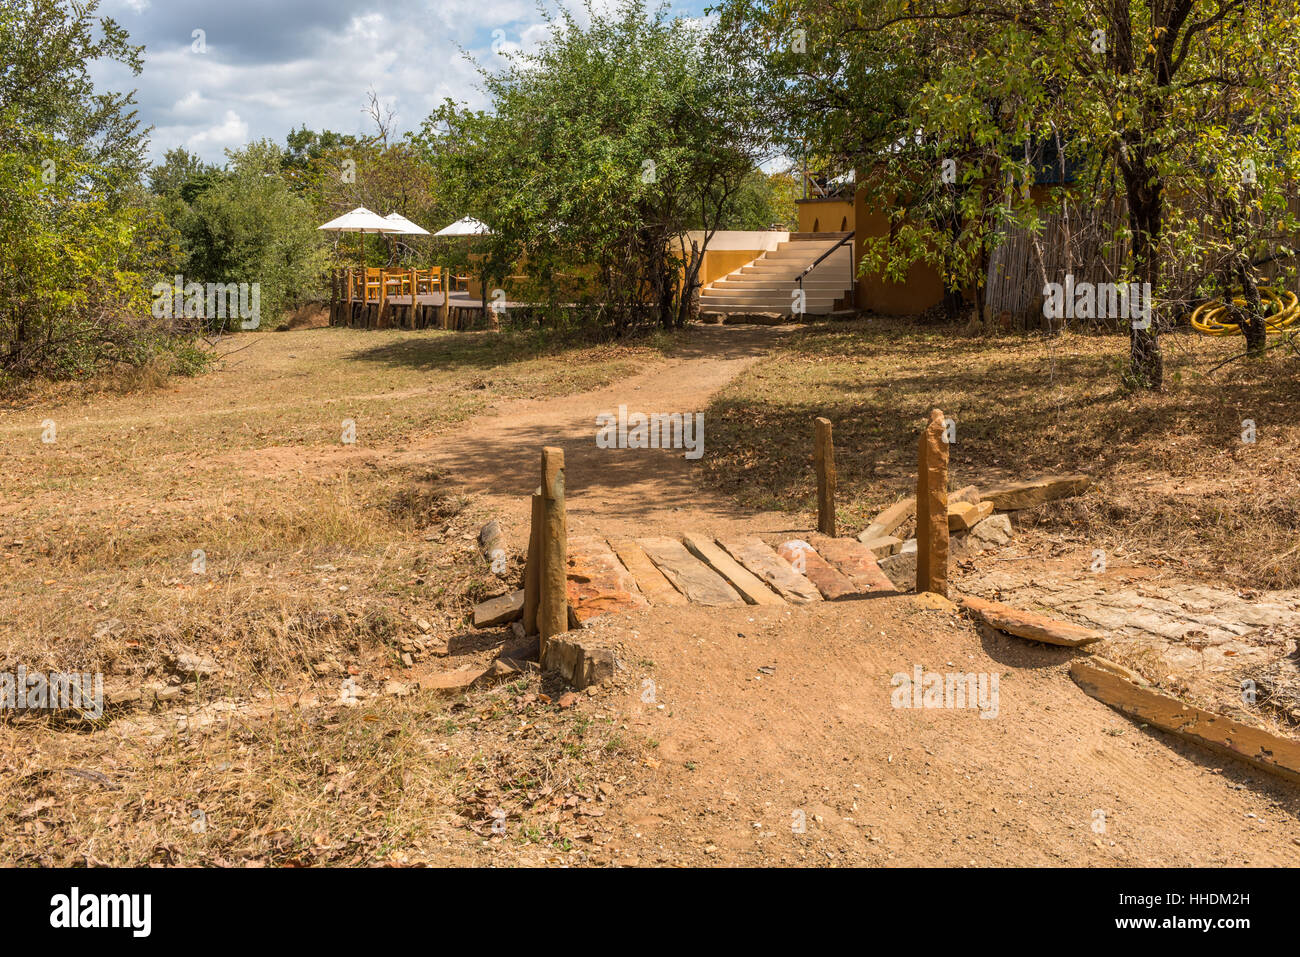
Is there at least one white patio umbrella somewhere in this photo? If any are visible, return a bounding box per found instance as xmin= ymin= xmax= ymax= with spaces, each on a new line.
xmin=317 ymin=206 xmax=393 ymax=270
xmin=434 ymin=216 xmax=491 ymax=237
xmin=382 ymin=212 xmax=431 ymax=236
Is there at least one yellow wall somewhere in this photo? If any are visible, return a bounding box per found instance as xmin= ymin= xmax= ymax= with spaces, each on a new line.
xmin=796 ymin=198 xmax=854 ymax=234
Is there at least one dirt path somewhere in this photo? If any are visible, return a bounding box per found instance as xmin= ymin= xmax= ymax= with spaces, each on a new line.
xmin=559 ymin=599 xmax=1300 ymax=866
xmin=370 ymin=320 xmax=1300 ymax=866
xmin=418 ymin=322 xmax=806 ymax=540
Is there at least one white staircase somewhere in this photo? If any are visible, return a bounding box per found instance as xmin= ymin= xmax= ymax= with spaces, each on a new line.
xmin=699 ymin=234 xmax=854 ymax=316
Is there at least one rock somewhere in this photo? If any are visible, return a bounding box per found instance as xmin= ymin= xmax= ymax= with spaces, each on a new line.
xmin=959 ymin=595 xmax=1103 ymax=647
xmin=567 ymin=537 xmax=651 ymax=622
xmin=509 ymin=620 xmax=527 ymax=641
xmin=808 ymin=534 xmax=897 ymax=593
xmin=487 ymin=658 xmax=521 ymax=679
xmin=969 ymin=513 xmax=1012 ymax=546
xmin=424 ymin=666 xmax=489 ymax=693
xmin=415 ymin=618 xmax=432 ymax=633
xmin=915 ymin=409 xmax=950 ymax=597
xmin=717 ymin=537 xmax=821 ymax=604
xmin=542 ymin=635 xmax=616 ymax=689
xmin=878 ymin=550 xmax=917 ymax=590
xmin=947 ymin=500 xmax=993 ymax=531
xmin=950 ymin=485 xmax=982 ymax=505
xmin=859 ymin=497 xmax=915 ymax=543
xmin=857 ymin=535 xmax=902 ymax=558
xmin=170 ymin=651 xmax=219 ymax=678
xmin=557 ymin=691 xmax=579 ymax=709
xmin=479 ymin=519 xmax=507 ymax=571
xmin=777 ymin=540 xmax=857 ymax=600
xmin=383 ymin=680 xmax=414 ymax=697
xmin=899 ymin=538 xmax=917 ymax=554
xmin=472 ymin=589 xmax=525 ymax=629
xmin=984 ymin=473 xmax=1092 ymax=511
xmin=638 ymin=537 xmax=744 ymax=606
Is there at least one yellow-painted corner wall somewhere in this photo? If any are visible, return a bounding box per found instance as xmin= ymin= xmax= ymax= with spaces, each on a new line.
xmin=796 ymin=198 xmax=854 ymax=234
xmin=852 ymin=187 xmax=947 ymax=315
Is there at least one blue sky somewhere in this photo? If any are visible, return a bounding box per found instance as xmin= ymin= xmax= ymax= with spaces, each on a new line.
xmin=89 ymin=0 xmax=713 ymax=165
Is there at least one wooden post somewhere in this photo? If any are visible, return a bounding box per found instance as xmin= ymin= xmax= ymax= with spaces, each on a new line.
xmin=408 ymin=268 xmax=417 ymax=329
xmin=438 ymin=267 xmax=451 ymax=329
xmin=523 ymin=488 xmax=543 ymax=635
xmin=915 ymin=408 xmax=950 ymax=597
xmin=815 ymin=417 xmax=836 ymax=537
xmin=538 ymin=447 xmax=568 ymax=650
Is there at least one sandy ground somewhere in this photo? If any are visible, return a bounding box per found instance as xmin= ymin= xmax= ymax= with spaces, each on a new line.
xmin=401 ymin=322 xmax=1300 ymax=865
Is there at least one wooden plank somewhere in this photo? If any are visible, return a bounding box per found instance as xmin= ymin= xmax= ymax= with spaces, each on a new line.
xmin=717 ymin=537 xmax=822 ymax=604
xmin=1070 ymin=660 xmax=1300 ymax=787
xmin=859 ymin=496 xmax=915 ymax=543
xmin=682 ymin=534 xmax=785 ymax=606
xmin=566 ymin=537 xmax=649 ymax=623
xmin=637 ymin=537 xmax=744 ymax=606
xmin=609 ymin=539 xmax=687 ymax=606
xmin=959 ymin=595 xmax=1103 ymax=647
xmin=808 ymin=533 xmax=897 ymax=593
xmin=777 ymin=540 xmax=857 ymax=601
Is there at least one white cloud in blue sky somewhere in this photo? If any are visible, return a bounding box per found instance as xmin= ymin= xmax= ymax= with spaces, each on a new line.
xmin=89 ymin=0 xmax=712 ymax=165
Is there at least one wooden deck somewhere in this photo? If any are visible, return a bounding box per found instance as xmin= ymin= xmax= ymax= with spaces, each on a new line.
xmin=329 ymin=267 xmax=489 ymax=330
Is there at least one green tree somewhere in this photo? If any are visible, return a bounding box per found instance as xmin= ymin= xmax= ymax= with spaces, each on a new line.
xmin=176 ymin=140 xmax=328 ymax=328
xmin=0 ymin=0 xmax=167 ymax=380
xmin=730 ymin=0 xmax=1300 ymax=386
xmin=416 ymin=0 xmax=777 ymax=330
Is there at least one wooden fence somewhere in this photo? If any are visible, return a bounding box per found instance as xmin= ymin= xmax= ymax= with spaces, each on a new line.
xmin=983 ymin=192 xmax=1300 ymax=330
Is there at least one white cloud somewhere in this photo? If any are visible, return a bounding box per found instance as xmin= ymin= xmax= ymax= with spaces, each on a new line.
xmin=184 ymin=110 xmax=250 ymax=153
xmin=88 ymin=0 xmax=710 ymax=164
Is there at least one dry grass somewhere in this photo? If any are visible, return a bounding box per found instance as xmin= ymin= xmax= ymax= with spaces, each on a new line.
xmin=0 ymin=324 xmax=665 ymax=865
xmin=702 ymin=317 xmax=1300 ymax=589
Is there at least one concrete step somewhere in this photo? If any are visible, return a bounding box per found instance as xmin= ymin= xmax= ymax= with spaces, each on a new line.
xmin=699 ymin=302 xmax=838 ymax=316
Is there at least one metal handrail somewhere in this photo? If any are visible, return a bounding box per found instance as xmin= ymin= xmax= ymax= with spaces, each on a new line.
xmin=796 ymin=231 xmax=855 ymax=296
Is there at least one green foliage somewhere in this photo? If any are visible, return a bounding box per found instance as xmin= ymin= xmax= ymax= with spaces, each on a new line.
xmin=170 ymin=140 xmax=329 ymax=328
xmin=0 ymin=0 xmax=172 ymax=381
xmin=729 ymin=0 xmax=1300 ymax=386
xmin=415 ymin=0 xmax=777 ymax=330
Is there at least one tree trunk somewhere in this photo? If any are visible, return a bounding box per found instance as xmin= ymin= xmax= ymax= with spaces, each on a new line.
xmin=1126 ymin=170 xmax=1164 ymax=390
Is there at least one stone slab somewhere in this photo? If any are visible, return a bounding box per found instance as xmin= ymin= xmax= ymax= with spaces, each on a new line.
xmin=566 ymin=537 xmax=650 ymax=623
xmin=717 ymin=537 xmax=822 ymax=604
xmin=608 ymin=539 xmax=687 ymax=606
xmin=682 ymin=535 xmax=785 ymax=606
xmin=777 ymin=540 xmax=857 ymax=601
xmin=637 ymin=537 xmax=745 ymax=606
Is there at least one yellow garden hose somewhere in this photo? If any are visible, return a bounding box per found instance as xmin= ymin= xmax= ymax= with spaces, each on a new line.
xmin=1191 ymin=288 xmax=1300 ymax=336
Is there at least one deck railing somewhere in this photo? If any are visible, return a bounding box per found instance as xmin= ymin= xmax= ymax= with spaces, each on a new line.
xmin=340 ymin=267 xmax=471 ymax=304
